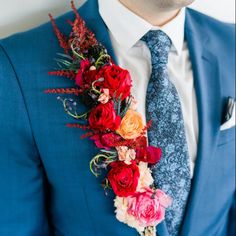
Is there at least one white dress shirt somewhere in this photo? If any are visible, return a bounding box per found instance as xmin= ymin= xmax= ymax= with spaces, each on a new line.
xmin=98 ymin=0 xmax=199 ymax=177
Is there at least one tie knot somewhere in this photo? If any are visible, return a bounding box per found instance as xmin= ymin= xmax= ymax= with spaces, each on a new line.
xmin=141 ymin=30 xmax=172 ymax=66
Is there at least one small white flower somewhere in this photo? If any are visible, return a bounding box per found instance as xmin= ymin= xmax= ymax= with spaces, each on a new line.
xmin=116 ymin=146 xmax=136 ymax=165
xmin=137 ymin=162 xmax=154 ymax=192
xmin=98 ymin=88 xmax=110 ymax=104
xmin=89 ymin=65 xmax=96 ymax=70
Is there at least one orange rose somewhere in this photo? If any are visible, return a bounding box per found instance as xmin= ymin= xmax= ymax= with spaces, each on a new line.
xmin=117 ymin=110 xmax=144 ymax=139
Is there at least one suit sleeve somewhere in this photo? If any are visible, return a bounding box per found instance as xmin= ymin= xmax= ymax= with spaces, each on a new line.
xmin=0 ymin=44 xmax=51 ymax=235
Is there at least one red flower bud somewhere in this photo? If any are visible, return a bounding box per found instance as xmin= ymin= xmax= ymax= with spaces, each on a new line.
xmin=136 ymin=146 xmax=162 ymax=164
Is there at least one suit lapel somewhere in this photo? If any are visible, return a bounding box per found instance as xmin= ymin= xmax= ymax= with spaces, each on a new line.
xmin=181 ymin=8 xmax=222 ymax=234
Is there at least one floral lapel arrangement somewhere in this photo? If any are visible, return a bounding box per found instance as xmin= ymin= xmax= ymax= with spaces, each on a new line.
xmin=46 ymin=2 xmax=172 ymax=235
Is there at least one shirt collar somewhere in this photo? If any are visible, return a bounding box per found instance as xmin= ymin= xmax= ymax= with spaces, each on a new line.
xmin=98 ymin=0 xmax=185 ymax=55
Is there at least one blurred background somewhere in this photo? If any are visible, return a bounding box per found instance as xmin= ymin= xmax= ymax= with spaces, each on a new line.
xmin=0 ymin=0 xmax=235 ymax=39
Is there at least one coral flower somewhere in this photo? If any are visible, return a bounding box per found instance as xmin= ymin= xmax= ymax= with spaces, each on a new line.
xmin=117 ymin=110 xmax=144 ymax=140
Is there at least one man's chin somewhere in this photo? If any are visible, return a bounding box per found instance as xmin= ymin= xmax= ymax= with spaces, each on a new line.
xmin=156 ymin=0 xmax=195 ymax=10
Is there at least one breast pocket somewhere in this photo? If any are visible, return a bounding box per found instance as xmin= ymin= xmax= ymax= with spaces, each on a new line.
xmin=217 ymin=126 xmax=235 ymax=147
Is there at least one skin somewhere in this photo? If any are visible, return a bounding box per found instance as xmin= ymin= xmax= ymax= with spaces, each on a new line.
xmin=119 ymin=0 xmax=195 ymax=26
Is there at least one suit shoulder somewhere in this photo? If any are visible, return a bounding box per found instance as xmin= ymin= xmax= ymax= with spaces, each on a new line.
xmin=187 ymin=8 xmax=235 ymax=40
xmin=187 ymin=8 xmax=234 ymax=26
xmin=187 ymin=8 xmax=235 ymax=61
xmin=0 ymin=10 xmax=75 ymax=59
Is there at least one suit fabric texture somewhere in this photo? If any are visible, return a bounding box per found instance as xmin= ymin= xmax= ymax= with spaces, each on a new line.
xmin=0 ymin=0 xmax=235 ymax=235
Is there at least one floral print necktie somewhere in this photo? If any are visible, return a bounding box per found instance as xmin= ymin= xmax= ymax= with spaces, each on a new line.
xmin=141 ymin=30 xmax=191 ymax=235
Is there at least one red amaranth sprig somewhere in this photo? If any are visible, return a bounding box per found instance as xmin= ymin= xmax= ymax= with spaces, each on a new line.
xmin=49 ymin=14 xmax=70 ymax=54
xmin=141 ymin=120 xmax=153 ymax=136
xmin=81 ymin=131 xmax=96 ymax=139
xmin=44 ymin=88 xmax=82 ymax=96
xmin=67 ymin=124 xmax=100 ymax=140
xmin=70 ymin=1 xmax=98 ymax=52
xmin=66 ymin=123 xmax=90 ymax=130
xmin=48 ymin=70 xmax=76 ymax=80
xmin=70 ymin=0 xmax=81 ymax=21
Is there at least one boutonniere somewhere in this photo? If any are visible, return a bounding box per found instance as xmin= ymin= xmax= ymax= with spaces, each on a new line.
xmin=46 ymin=2 xmax=172 ymax=235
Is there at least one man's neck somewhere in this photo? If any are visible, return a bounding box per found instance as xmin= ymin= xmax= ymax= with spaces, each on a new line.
xmin=119 ymin=0 xmax=180 ymax=26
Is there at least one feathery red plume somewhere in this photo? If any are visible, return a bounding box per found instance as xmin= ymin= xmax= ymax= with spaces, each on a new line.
xmin=44 ymin=88 xmax=81 ymax=95
xmin=49 ymin=13 xmax=70 ymax=54
xmin=48 ymin=70 xmax=76 ymax=80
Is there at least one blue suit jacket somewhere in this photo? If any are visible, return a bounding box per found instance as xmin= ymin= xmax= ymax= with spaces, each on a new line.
xmin=0 ymin=0 xmax=235 ymax=235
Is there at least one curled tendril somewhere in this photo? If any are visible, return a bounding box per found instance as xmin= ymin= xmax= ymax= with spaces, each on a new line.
xmin=95 ymin=54 xmax=111 ymax=67
xmin=58 ymin=97 xmax=89 ymax=119
xmin=90 ymin=152 xmax=117 ymax=177
xmin=90 ymin=77 xmax=105 ymax=95
xmin=71 ymin=38 xmax=86 ymax=60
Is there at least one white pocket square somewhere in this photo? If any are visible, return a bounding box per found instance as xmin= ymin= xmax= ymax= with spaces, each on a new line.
xmin=220 ymin=101 xmax=236 ymax=131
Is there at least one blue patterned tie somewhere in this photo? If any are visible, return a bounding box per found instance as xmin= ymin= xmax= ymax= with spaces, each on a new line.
xmin=141 ymin=30 xmax=191 ymax=235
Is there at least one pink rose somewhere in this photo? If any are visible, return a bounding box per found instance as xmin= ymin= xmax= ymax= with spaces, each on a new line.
xmin=127 ymin=188 xmax=172 ymax=227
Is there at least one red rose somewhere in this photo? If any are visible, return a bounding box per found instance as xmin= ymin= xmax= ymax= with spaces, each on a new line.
xmin=136 ymin=146 xmax=162 ymax=164
xmin=88 ymin=102 xmax=121 ymax=131
xmin=108 ymin=161 xmax=140 ymax=197
xmin=97 ymin=65 xmax=132 ymax=100
xmin=75 ymin=59 xmax=97 ymax=87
